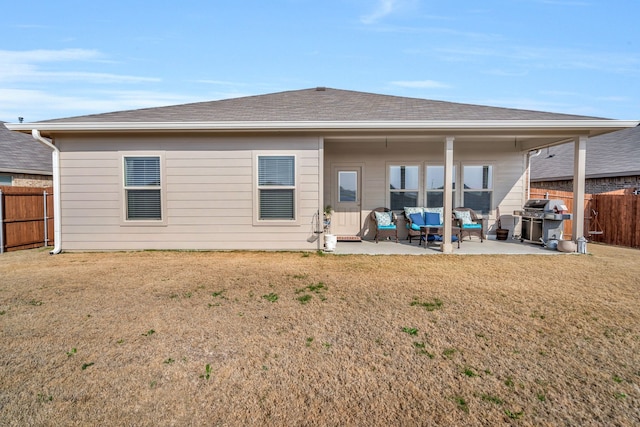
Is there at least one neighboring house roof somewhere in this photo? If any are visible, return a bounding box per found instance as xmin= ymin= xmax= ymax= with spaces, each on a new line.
xmin=530 ymin=125 xmax=640 ymax=181
xmin=0 ymin=122 xmax=52 ymax=175
xmin=39 ymin=87 xmax=605 ymax=123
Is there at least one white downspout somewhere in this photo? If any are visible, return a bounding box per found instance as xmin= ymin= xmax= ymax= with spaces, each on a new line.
xmin=32 ymin=130 xmax=62 ymax=254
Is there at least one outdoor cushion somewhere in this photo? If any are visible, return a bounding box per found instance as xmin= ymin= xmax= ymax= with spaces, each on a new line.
xmin=404 ymin=206 xmax=423 ymax=216
xmin=409 ymin=212 xmax=425 ymax=226
xmin=424 ymin=207 xmax=444 ymax=224
xmin=378 ymin=224 xmax=396 ymax=230
xmin=461 ymin=223 xmax=482 ymax=229
xmin=424 ymin=212 xmax=441 ymax=226
xmin=375 ymin=211 xmax=392 ymax=226
xmin=455 ymin=210 xmax=473 ymax=225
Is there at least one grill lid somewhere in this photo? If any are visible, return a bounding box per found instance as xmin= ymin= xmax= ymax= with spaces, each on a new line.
xmin=524 ymin=199 xmax=549 ymax=210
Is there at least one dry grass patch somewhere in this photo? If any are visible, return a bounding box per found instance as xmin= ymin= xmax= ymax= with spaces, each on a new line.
xmin=1 ymin=245 xmax=639 ymax=426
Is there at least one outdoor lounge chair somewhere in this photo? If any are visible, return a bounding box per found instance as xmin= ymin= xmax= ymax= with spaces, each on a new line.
xmin=453 ymin=207 xmax=484 ymax=242
xmin=371 ymin=207 xmax=398 ymax=243
xmin=403 ymin=207 xmax=444 ymax=243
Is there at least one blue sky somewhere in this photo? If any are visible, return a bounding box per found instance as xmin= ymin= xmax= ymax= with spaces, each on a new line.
xmin=1 ymin=0 xmax=638 ymax=122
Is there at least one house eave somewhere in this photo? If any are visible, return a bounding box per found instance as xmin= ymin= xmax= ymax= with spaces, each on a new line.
xmin=6 ymin=120 xmax=638 ymax=136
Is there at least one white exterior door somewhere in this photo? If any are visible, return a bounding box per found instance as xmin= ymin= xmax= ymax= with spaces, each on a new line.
xmin=331 ymin=165 xmax=362 ymax=236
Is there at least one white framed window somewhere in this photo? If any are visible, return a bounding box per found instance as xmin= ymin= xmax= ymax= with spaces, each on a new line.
xmin=123 ymin=155 xmax=163 ymax=221
xmin=257 ymin=155 xmax=296 ymax=220
xmin=389 ymin=164 xmax=419 ymax=210
xmin=462 ymin=164 xmax=493 ymax=215
xmin=425 ymin=165 xmax=456 ymax=208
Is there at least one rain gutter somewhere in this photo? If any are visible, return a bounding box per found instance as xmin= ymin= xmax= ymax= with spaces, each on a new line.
xmin=6 ymin=120 xmax=639 ymax=134
xmin=31 ymin=130 xmax=62 ymax=254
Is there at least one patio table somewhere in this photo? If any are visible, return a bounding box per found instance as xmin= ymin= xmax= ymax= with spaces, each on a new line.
xmin=419 ymin=225 xmax=461 ymax=249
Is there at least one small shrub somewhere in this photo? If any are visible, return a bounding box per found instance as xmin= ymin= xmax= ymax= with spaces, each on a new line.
xmin=81 ymin=362 xmax=94 ymax=370
xmin=142 ymin=329 xmax=155 ymax=336
xmin=402 ymin=327 xmax=419 ymax=336
xmin=66 ymin=348 xmax=77 ymax=357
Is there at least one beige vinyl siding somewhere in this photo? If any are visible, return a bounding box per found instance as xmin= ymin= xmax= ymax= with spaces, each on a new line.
xmin=324 ymin=138 xmax=527 ymax=239
xmin=57 ymin=135 xmax=321 ymax=251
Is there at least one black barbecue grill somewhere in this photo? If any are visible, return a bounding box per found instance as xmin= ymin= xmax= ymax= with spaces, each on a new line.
xmin=513 ymin=199 xmax=572 ymax=244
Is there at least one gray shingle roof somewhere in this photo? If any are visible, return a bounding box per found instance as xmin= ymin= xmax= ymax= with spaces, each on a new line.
xmin=0 ymin=122 xmax=52 ymax=175
xmin=530 ymin=125 xmax=640 ymax=180
xmin=41 ymin=87 xmax=605 ymax=123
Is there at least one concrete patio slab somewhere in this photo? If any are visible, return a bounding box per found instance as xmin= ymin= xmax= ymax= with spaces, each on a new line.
xmin=329 ymin=237 xmax=567 ymax=255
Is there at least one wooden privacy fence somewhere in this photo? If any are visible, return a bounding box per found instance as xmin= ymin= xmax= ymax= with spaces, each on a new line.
xmin=588 ymin=194 xmax=640 ymax=249
xmin=0 ymin=186 xmax=54 ymax=253
xmin=531 ymin=188 xmax=639 ymax=248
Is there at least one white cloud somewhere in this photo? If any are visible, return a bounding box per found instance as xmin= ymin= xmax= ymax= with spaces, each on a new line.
xmin=360 ymin=0 xmax=399 ymax=24
xmin=435 ymin=44 xmax=640 ymax=76
xmin=0 ymin=48 xmax=101 ymax=63
xmin=391 ymin=80 xmax=450 ymax=89
xmin=0 ymin=88 xmax=203 ymax=122
xmin=0 ymin=49 xmax=160 ymax=84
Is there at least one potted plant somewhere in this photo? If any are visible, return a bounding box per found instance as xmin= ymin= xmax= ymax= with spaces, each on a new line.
xmin=323 ymin=206 xmax=337 ymax=251
xmin=496 ymin=207 xmax=509 ymax=240
xmin=323 ymin=205 xmax=333 ymax=232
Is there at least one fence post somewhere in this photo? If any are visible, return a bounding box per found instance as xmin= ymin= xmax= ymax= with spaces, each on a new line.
xmin=0 ymin=189 xmax=4 ymax=254
xmin=44 ymin=190 xmax=48 ymax=247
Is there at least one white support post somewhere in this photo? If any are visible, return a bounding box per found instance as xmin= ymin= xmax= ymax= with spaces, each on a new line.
xmin=572 ymin=135 xmax=588 ymax=242
xmin=442 ymin=136 xmax=455 ymax=253
xmin=317 ymin=137 xmax=324 ymax=251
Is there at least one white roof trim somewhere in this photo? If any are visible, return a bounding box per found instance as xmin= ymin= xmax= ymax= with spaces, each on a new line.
xmin=6 ymin=120 xmax=639 ymax=133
